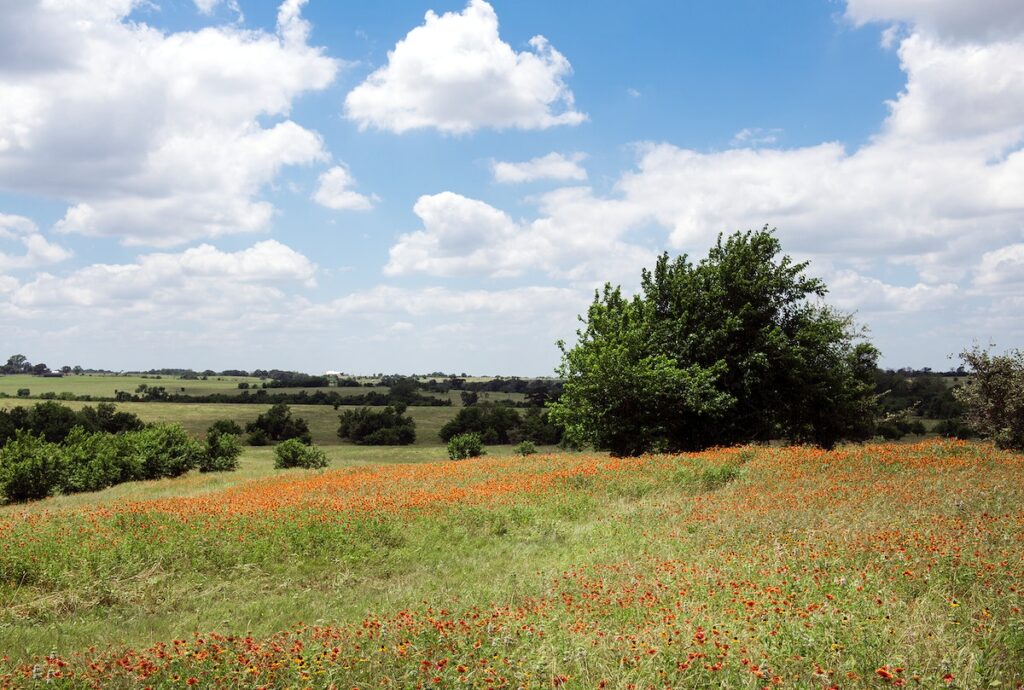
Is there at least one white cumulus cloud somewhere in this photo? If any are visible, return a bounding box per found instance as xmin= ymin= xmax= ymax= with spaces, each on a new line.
xmin=492 ymin=152 xmax=588 ymax=184
xmin=344 ymin=0 xmax=585 ymax=134
xmin=0 ymin=213 xmax=72 ymax=271
xmin=312 ymin=165 xmax=375 ymax=211
xmin=11 ymin=240 xmax=316 ymax=311
xmin=0 ymin=0 xmax=339 ymax=246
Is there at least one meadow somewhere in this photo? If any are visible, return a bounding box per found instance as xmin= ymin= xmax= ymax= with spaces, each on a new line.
xmin=0 ymin=400 xmax=459 ymax=447
xmin=1 ymin=440 xmax=1021 ymax=688
xmin=0 ymin=374 xmax=265 ymax=399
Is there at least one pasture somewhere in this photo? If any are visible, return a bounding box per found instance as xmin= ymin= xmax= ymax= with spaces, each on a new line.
xmin=0 ymin=374 xmax=264 ymax=399
xmin=1 ymin=440 xmax=1021 ymax=688
xmin=0 ymin=400 xmax=460 ymax=446
xmin=0 ymin=374 xmax=524 ymax=406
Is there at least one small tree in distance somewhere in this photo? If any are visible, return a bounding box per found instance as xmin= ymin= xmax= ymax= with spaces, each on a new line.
xmin=954 ymin=345 xmax=1024 ymax=450
xmin=550 ymin=227 xmax=878 ymax=456
xmin=447 ymin=433 xmax=485 ymax=460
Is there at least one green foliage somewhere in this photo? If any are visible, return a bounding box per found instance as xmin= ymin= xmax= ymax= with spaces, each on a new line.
xmin=0 ymin=431 xmax=64 ymax=502
xmin=16 ymin=388 xmax=29 ymax=397
xmin=246 ymin=403 xmax=312 ymax=445
xmin=3 ymin=354 xmax=32 ymax=375
xmin=439 ymin=403 xmax=523 ymax=444
xmin=337 ymin=405 xmax=416 ymax=445
xmin=513 ymin=440 xmax=537 ymax=456
xmin=516 ymin=407 xmax=563 ymax=445
xmin=25 ymin=400 xmax=81 ymax=443
xmin=954 ymin=346 xmax=1024 ymax=450
xmin=550 ymin=227 xmax=878 ymax=455
xmin=934 ymin=417 xmax=974 ymax=439
xmin=874 ymin=410 xmax=928 ymax=440
xmin=447 ymin=432 xmax=486 ymax=460
xmin=208 ymin=419 xmax=244 ymax=436
xmin=247 ymin=427 xmax=270 ymax=446
xmin=76 ymin=402 xmax=145 ymax=434
xmin=200 ymin=429 xmax=242 ymax=472
xmin=0 ymin=401 xmax=144 ymax=447
xmin=273 ymin=438 xmax=329 ymax=469
xmin=127 ymin=424 xmax=205 ymax=479
xmin=60 ymin=427 xmax=140 ymax=493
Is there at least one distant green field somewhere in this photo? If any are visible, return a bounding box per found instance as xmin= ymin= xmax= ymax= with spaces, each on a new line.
xmin=0 ymin=374 xmax=263 ymax=398
xmin=0 ymin=399 xmax=459 ymax=446
xmin=0 ymin=374 xmax=529 ymax=407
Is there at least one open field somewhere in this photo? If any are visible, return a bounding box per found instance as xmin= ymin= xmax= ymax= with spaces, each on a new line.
xmin=1 ymin=440 xmax=1021 ymax=688
xmin=0 ymin=374 xmax=264 ymax=399
xmin=0 ymin=400 xmax=460 ymax=446
xmin=0 ymin=375 xmax=528 ymax=406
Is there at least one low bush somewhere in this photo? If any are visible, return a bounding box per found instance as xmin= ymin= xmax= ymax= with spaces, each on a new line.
xmin=448 ymin=432 xmax=486 ymax=460
xmin=513 ymin=440 xmax=537 ymax=456
xmin=440 ymin=403 xmax=521 ymax=444
xmin=0 ymin=431 xmax=65 ymax=502
xmin=127 ymin=424 xmax=205 ymax=480
xmin=274 ymin=439 xmax=329 ymax=469
xmin=246 ymin=403 xmax=312 ymax=445
xmin=208 ymin=419 xmax=244 ymax=436
xmin=337 ymin=405 xmax=416 ymax=445
xmin=200 ymin=428 xmax=242 ymax=473
xmin=1 ymin=401 xmax=144 ymax=447
xmin=60 ymin=427 xmax=139 ymax=493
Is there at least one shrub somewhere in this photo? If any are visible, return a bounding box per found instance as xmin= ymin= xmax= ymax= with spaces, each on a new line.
xmin=517 ymin=407 xmax=563 ymax=445
xmin=25 ymin=400 xmax=81 ymax=443
xmin=200 ymin=429 xmax=242 ymax=473
xmin=16 ymin=388 xmax=29 ymax=397
xmin=513 ymin=440 xmax=537 ymax=456
xmin=208 ymin=419 xmax=244 ymax=436
xmin=274 ymin=439 xmax=329 ymax=469
xmin=934 ymin=418 xmax=974 ymax=439
xmin=127 ymin=424 xmax=205 ymax=479
xmin=439 ymin=403 xmax=521 ymax=444
xmin=448 ymin=432 xmax=486 ymax=460
xmin=337 ymin=405 xmax=416 ymax=445
xmin=246 ymin=403 xmax=312 ymax=445
xmin=76 ymin=402 xmax=145 ymax=435
xmin=0 ymin=431 xmax=64 ymax=503
xmin=954 ymin=346 xmax=1024 ymax=450
xmin=247 ymin=427 xmax=270 ymax=446
xmin=60 ymin=427 xmax=139 ymax=493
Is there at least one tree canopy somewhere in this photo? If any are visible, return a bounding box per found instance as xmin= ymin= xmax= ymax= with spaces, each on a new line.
xmin=954 ymin=345 xmax=1024 ymax=450
xmin=549 ymin=227 xmax=878 ymax=455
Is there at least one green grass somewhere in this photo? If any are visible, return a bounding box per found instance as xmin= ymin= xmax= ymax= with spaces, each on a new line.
xmin=0 ymin=400 xmax=461 ymax=446
xmin=0 ymin=374 xmax=526 ymax=406
xmin=0 ymin=374 xmax=263 ymax=398
xmin=1 ymin=442 xmax=1022 ymax=688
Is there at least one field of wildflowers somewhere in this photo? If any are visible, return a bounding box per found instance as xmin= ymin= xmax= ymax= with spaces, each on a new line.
xmin=1 ymin=440 xmax=1022 ymax=688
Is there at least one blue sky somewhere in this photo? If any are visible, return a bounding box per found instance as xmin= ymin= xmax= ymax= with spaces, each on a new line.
xmin=1 ymin=0 xmax=1023 ymax=375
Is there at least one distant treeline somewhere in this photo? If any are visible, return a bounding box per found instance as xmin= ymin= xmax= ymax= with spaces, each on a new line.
xmin=0 ymin=388 xmax=452 ymax=407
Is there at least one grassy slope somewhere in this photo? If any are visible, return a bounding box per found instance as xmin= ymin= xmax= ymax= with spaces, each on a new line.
xmin=0 ymin=441 xmax=1021 ymax=688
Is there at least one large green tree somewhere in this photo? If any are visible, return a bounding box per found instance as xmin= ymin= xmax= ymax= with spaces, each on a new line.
xmin=550 ymin=228 xmax=878 ymax=455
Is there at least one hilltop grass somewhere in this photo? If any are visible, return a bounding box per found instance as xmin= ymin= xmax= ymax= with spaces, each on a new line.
xmin=1 ymin=440 xmax=1022 ymax=688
